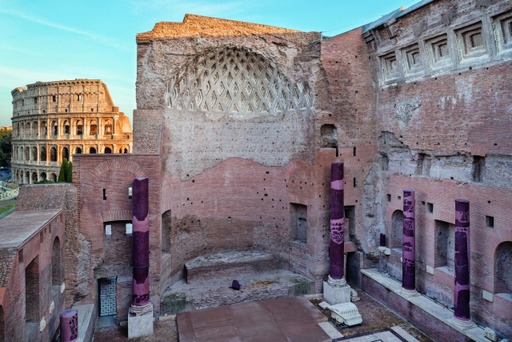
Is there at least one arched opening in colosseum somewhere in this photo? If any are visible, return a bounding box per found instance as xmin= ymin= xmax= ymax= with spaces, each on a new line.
xmin=51 ymin=120 xmax=58 ymax=136
xmin=51 ymin=237 xmax=62 ymax=301
xmin=31 ymin=147 xmax=37 ymax=161
xmin=104 ymin=120 xmax=113 ymax=135
xmin=19 ymin=147 xmax=23 ymax=160
xmin=31 ymin=172 xmax=37 ymax=183
xmin=40 ymin=172 xmax=47 ymax=181
xmin=51 ymin=173 xmax=57 ymax=182
xmin=27 ymin=122 xmax=32 ymax=137
xmin=76 ymin=120 xmax=83 ymax=135
xmin=89 ymin=147 xmax=97 ymax=154
xmin=32 ymin=121 xmax=38 ymax=137
xmin=24 ymin=147 xmax=29 ymax=161
xmin=41 ymin=121 xmax=47 ymax=137
xmin=40 ymin=147 xmax=46 ymax=162
xmin=62 ymin=147 xmax=70 ymax=161
xmin=75 ymin=147 xmax=82 ymax=154
xmin=391 ymin=210 xmax=403 ymax=248
xmin=89 ymin=120 xmax=98 ymax=135
xmin=494 ymin=241 xmax=512 ymax=295
xmin=63 ymin=120 xmax=70 ymax=135
xmin=104 ymin=147 xmax=112 ymax=154
xmin=50 ymin=147 xmax=57 ymax=162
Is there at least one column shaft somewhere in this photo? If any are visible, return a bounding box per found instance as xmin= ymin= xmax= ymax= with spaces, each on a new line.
xmin=132 ymin=177 xmax=150 ymax=307
xmin=402 ymin=189 xmax=415 ymax=291
xmin=454 ymin=199 xmax=471 ymax=321
xmin=329 ymin=162 xmax=345 ymax=280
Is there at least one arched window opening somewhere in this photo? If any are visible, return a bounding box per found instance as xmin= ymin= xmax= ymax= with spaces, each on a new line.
xmin=19 ymin=147 xmax=23 ymax=160
xmin=40 ymin=146 xmax=46 ymax=161
xmin=25 ymin=256 xmax=40 ymax=323
xmin=41 ymin=121 xmax=47 ymax=137
xmin=31 ymin=172 xmax=37 ymax=183
xmin=33 ymin=121 xmax=38 ymax=137
xmin=104 ymin=147 xmax=112 ymax=154
xmin=63 ymin=120 xmax=70 ymax=135
xmin=51 ymin=173 xmax=57 ymax=182
xmin=32 ymin=147 xmax=37 ymax=161
xmin=75 ymin=147 xmax=82 ymax=154
xmin=25 ymin=147 xmax=29 ymax=161
xmin=495 ymin=241 xmax=512 ymax=295
xmin=76 ymin=120 xmax=83 ymax=135
xmin=104 ymin=120 xmax=113 ymax=135
xmin=90 ymin=120 xmax=98 ymax=135
xmin=52 ymin=121 xmax=58 ymax=136
xmin=89 ymin=147 xmax=97 ymax=154
xmin=62 ymin=147 xmax=70 ymax=161
xmin=40 ymin=147 xmax=47 ymax=162
xmin=25 ymin=171 xmax=29 ymax=184
xmin=124 ymin=148 xmax=128 ymax=154
xmin=391 ymin=210 xmax=403 ymax=248
xmin=40 ymin=172 xmax=47 ymax=181
xmin=52 ymin=237 xmax=61 ymax=286
xmin=50 ymin=147 xmax=57 ymax=162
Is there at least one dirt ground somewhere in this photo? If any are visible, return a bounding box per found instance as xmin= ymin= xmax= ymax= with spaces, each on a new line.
xmin=93 ymin=289 xmax=433 ymax=341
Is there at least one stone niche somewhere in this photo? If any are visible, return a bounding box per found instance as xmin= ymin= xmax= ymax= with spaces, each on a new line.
xmin=162 ymin=46 xmax=315 ymax=179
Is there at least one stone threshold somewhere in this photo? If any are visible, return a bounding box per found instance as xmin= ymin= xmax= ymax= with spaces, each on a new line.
xmin=362 ymin=268 xmax=488 ymax=342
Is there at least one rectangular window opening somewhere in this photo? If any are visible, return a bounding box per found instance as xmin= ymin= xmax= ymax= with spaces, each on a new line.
xmin=105 ymin=224 xmax=112 ymax=236
xmin=125 ymin=223 xmax=133 ymax=235
xmin=486 ymin=215 xmax=494 ymax=228
xmin=427 ymin=202 xmax=434 ymax=213
xmin=290 ymin=203 xmax=307 ymax=243
xmin=103 ymin=188 xmax=107 ymax=200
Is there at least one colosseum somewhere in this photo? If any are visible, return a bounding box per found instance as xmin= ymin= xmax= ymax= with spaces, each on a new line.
xmin=11 ymin=79 xmax=132 ymax=184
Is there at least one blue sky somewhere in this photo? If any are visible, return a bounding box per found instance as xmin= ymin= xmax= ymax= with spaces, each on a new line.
xmin=0 ymin=0 xmax=416 ymax=126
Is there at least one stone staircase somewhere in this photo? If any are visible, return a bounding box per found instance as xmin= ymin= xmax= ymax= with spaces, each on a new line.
xmin=161 ymin=250 xmax=313 ymax=315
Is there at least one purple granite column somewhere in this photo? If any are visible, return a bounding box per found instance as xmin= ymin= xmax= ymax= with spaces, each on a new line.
xmin=454 ymin=199 xmax=470 ymax=321
xmin=60 ymin=309 xmax=78 ymax=342
xmin=329 ymin=162 xmax=345 ymax=280
xmin=402 ymin=189 xmax=415 ymax=291
xmin=132 ymin=177 xmax=150 ymax=307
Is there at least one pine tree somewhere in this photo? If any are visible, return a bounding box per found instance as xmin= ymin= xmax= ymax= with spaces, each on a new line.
xmin=66 ymin=161 xmax=73 ymax=183
xmin=58 ymin=158 xmax=68 ymax=182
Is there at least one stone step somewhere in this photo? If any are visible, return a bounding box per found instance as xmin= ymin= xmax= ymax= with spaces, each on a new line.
xmin=161 ymin=270 xmax=313 ymax=315
xmin=184 ymin=250 xmax=278 ymax=283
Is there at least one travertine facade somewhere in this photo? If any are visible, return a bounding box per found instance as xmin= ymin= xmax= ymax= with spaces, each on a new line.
xmin=11 ymin=79 xmax=132 ymax=184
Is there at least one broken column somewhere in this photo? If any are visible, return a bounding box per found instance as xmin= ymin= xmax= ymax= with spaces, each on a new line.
xmin=60 ymin=309 xmax=78 ymax=342
xmin=401 ymin=189 xmax=417 ymax=296
xmin=323 ymin=162 xmax=351 ymax=304
xmin=128 ymin=177 xmax=153 ymax=338
xmin=453 ymin=199 xmax=472 ymax=327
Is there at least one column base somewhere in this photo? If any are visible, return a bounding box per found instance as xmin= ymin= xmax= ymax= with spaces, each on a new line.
xmin=324 ymin=276 xmax=351 ymax=305
xmin=449 ymin=317 xmax=476 ymax=331
xmin=399 ymin=288 xmax=418 ymax=298
xmin=128 ymin=303 xmax=154 ymax=339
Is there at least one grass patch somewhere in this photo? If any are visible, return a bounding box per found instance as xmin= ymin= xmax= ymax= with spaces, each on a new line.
xmin=0 ymin=203 xmax=14 ymax=215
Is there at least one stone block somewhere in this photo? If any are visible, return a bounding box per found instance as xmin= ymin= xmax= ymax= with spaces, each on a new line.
xmin=329 ymin=302 xmax=363 ymax=326
xmin=128 ymin=305 xmax=154 ymax=339
xmin=323 ymin=280 xmax=351 ymax=305
xmin=482 ymin=290 xmax=494 ymax=302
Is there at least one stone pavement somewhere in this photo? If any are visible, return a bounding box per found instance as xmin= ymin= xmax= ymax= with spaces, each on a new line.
xmin=177 ymin=296 xmax=331 ymax=342
xmin=93 ymin=290 xmax=433 ymax=341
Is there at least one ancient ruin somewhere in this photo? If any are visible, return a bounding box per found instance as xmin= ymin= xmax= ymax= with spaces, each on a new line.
xmin=0 ymin=0 xmax=511 ymax=340
xmin=11 ymin=79 xmax=132 ymax=184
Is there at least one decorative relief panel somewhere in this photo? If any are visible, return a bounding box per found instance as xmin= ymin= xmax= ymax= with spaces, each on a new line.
xmin=455 ymin=21 xmax=488 ymax=61
xmin=493 ymin=10 xmax=512 ymax=54
xmin=165 ymin=48 xmax=312 ymax=119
